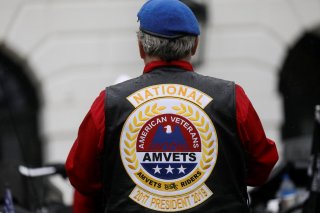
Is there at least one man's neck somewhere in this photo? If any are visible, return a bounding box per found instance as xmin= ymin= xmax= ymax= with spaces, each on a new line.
xmin=143 ymin=56 xmax=191 ymax=65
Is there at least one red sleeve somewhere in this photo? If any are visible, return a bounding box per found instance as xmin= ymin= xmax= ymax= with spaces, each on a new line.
xmin=65 ymin=90 xmax=105 ymax=213
xmin=235 ymin=85 xmax=279 ymax=186
xmin=72 ymin=190 xmax=99 ymax=213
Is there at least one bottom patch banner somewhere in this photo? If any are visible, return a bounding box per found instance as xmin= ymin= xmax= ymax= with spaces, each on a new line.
xmin=129 ymin=184 xmax=213 ymax=212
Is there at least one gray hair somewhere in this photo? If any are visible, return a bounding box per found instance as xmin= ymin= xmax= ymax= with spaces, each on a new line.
xmin=137 ymin=30 xmax=197 ymax=61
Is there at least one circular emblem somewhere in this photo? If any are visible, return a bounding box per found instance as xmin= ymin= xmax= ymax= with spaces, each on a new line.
xmin=121 ymin=97 xmax=218 ymax=195
xmin=136 ymin=113 xmax=201 ymax=182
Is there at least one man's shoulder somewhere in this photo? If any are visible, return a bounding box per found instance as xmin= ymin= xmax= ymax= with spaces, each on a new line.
xmin=105 ymin=74 xmax=151 ymax=100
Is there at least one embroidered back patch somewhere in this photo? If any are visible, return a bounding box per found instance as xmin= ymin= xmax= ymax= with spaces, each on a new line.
xmin=120 ymin=84 xmax=218 ymax=212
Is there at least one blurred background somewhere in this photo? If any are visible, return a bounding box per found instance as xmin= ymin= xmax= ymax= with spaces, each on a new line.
xmin=0 ymin=0 xmax=319 ymax=211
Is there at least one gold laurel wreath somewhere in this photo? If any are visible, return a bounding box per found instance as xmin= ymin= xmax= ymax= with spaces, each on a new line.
xmin=172 ymin=103 xmax=215 ymax=171
xmin=124 ymin=103 xmax=166 ymax=170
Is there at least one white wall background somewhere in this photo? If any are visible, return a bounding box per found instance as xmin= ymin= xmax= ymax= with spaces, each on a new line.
xmin=1 ymin=0 xmax=319 ymax=205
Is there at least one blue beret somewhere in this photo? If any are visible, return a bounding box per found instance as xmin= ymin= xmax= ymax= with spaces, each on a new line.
xmin=138 ymin=0 xmax=200 ymax=39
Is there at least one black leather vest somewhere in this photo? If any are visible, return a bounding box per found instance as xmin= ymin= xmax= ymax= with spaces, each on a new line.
xmin=102 ymin=67 xmax=249 ymax=213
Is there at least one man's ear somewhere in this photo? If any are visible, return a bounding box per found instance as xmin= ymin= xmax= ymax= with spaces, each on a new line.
xmin=138 ymin=40 xmax=146 ymax=59
xmin=191 ymin=37 xmax=199 ymax=56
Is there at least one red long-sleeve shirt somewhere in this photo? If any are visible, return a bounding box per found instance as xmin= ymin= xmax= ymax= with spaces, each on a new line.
xmin=66 ymin=61 xmax=278 ymax=212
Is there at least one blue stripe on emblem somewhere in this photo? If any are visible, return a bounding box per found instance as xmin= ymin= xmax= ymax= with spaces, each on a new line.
xmin=141 ymin=163 xmax=197 ymax=180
